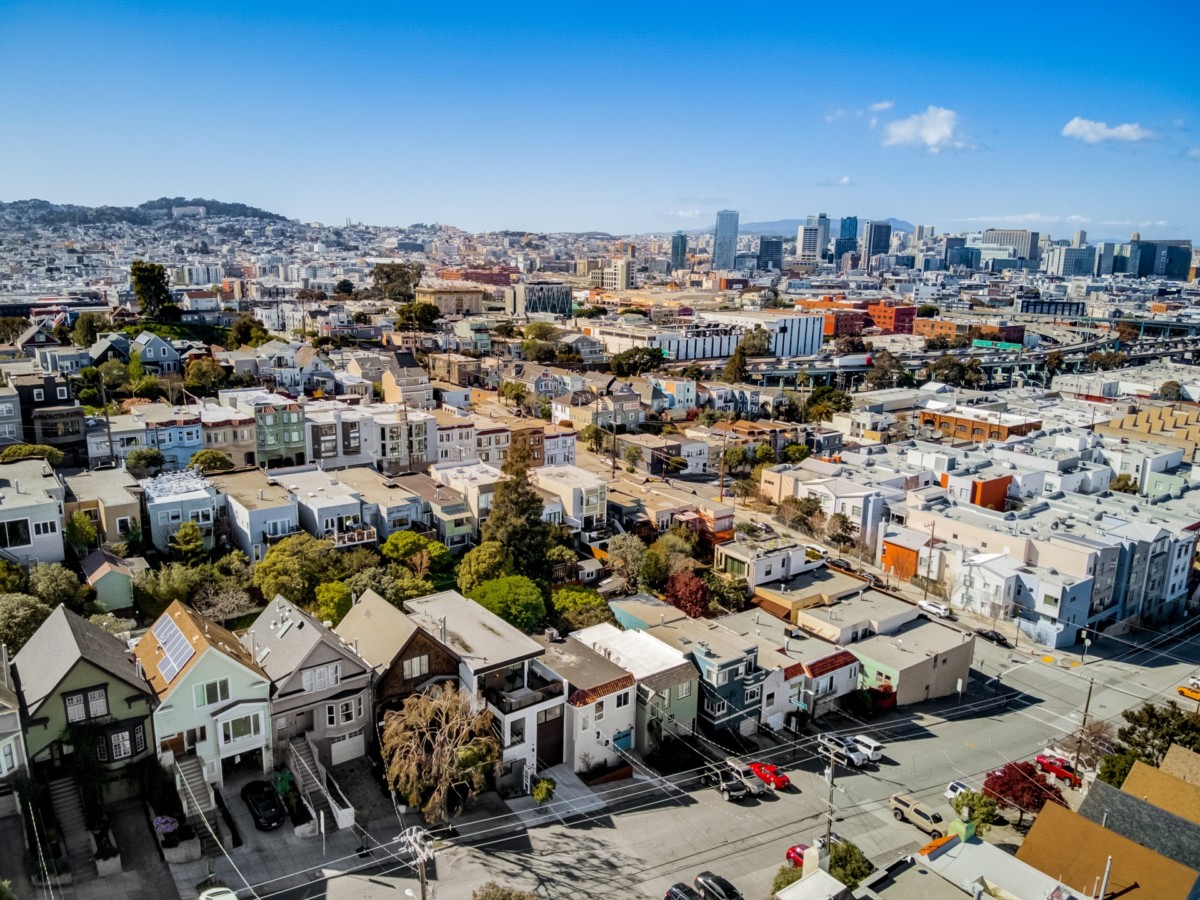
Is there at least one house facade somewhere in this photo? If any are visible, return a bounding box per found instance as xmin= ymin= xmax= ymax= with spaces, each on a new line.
xmin=0 ymin=458 xmax=67 ymax=566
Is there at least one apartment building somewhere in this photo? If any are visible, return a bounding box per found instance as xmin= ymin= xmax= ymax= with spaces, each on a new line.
xmin=219 ymin=389 xmax=308 ymax=469
xmin=0 ymin=458 xmax=67 ymax=566
xmin=141 ymin=470 xmax=221 ymax=555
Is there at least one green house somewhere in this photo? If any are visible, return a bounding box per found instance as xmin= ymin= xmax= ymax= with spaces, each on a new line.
xmin=13 ymin=606 xmax=156 ymax=800
xmin=80 ymin=548 xmax=146 ymax=613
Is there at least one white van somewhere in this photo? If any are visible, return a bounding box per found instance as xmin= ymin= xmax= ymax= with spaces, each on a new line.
xmin=851 ymin=735 xmax=884 ymax=762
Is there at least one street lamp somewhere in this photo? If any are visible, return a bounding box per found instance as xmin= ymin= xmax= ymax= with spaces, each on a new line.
xmin=1081 ymin=637 xmax=1092 ymax=666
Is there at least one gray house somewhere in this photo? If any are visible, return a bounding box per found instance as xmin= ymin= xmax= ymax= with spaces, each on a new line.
xmin=0 ymin=385 xmax=20 ymax=446
xmin=208 ymin=468 xmax=301 ymax=563
xmin=139 ymin=470 xmax=220 ymax=554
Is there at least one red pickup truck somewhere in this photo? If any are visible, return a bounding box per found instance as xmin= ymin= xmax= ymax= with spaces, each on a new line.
xmin=1035 ymin=754 xmax=1081 ymax=787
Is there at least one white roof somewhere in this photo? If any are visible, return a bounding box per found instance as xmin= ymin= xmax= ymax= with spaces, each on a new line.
xmin=571 ymin=623 xmax=687 ymax=679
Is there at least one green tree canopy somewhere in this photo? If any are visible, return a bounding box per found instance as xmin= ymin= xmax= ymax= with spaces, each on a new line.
xmin=456 ymin=541 xmax=513 ymax=594
xmin=721 ymin=344 xmax=749 ymax=383
xmin=229 ymin=314 xmax=271 ymax=347
xmin=0 ymin=593 xmax=53 ymax=653
xmin=312 ymin=582 xmax=353 ymax=625
xmin=469 ymin=575 xmax=546 ymax=632
xmin=64 ymin=510 xmax=98 ymax=556
xmin=380 ymin=530 xmax=451 ymax=574
xmin=252 ymin=533 xmax=339 ymax=606
xmin=334 ymin=279 xmax=355 ymax=296
xmin=168 ymin=520 xmax=207 ymax=563
xmin=781 ymin=443 xmax=811 ymax=463
xmin=772 ymin=865 xmax=804 ymax=893
xmin=0 ymin=444 xmax=64 ymax=466
xmin=184 ymin=357 xmax=226 ymax=396
xmin=0 ymin=317 xmax=28 ymax=345
xmin=1114 ymin=700 xmax=1200 ymax=764
xmin=396 ymin=302 xmax=442 ymax=331
xmin=98 ymin=359 xmax=130 ymax=392
xmin=371 ymin=262 xmax=425 ymax=303
xmin=1160 ymin=380 xmax=1184 ymax=401
xmin=641 ymin=532 xmax=697 ymax=590
xmin=0 ymin=560 xmax=25 ymax=593
xmin=916 ymin=304 xmax=939 ymax=317
xmin=605 ymin=533 xmax=647 ymax=593
xmin=130 ymin=260 xmax=171 ymax=317
xmin=471 ymin=884 xmax=537 ymax=900
xmin=480 ymin=438 xmax=550 ymax=583
xmin=133 ymin=563 xmax=201 ymax=618
xmin=189 ymin=449 xmax=235 ymax=473
xmin=610 ymin=346 xmax=665 ymax=377
xmin=551 ymin=585 xmax=612 ymax=632
xmin=950 ymin=789 xmax=998 ymax=834
xmin=828 ymin=840 xmax=874 ymax=889
xmin=125 ymin=447 xmax=165 ymax=478
xmin=27 ymin=563 xmax=84 ymax=611
xmin=523 ymin=322 xmax=557 ymax=341
xmin=71 ymin=312 xmax=106 ymax=348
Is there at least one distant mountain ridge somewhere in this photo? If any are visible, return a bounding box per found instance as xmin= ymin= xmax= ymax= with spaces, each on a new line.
xmin=739 ymin=217 xmax=914 ymax=236
xmin=0 ymin=197 xmax=291 ymax=225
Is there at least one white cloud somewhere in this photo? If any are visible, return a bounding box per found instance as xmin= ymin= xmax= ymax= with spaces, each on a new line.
xmin=868 ymin=116 xmax=878 ymax=130
xmin=1065 ymin=215 xmax=1092 ymax=224
xmin=815 ymin=175 xmax=855 ymax=187
xmin=1187 ymin=147 xmax=1200 ymax=160
xmin=882 ymin=106 xmax=969 ymax=153
xmin=824 ymin=109 xmax=847 ymax=124
xmin=672 ymin=209 xmax=701 ymax=220
xmin=957 ymin=212 xmax=1065 ymax=225
xmin=1061 ymin=116 xmax=1154 ymax=144
xmin=869 ymin=100 xmax=894 ymax=111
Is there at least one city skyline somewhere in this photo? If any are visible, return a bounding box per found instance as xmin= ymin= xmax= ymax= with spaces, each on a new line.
xmin=0 ymin=2 xmax=1196 ymax=238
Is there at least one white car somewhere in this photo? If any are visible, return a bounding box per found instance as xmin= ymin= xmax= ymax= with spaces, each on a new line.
xmin=851 ymin=735 xmax=884 ymax=761
xmin=944 ymin=780 xmax=970 ymax=802
xmin=818 ymin=733 xmax=869 ymax=767
xmin=918 ymin=599 xmax=951 ymax=619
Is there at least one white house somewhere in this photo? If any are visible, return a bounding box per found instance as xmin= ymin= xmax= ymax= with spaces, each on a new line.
xmin=0 ymin=458 xmax=66 ymax=566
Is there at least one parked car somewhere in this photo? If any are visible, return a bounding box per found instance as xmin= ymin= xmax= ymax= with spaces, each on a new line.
xmin=665 ymin=885 xmax=702 ymax=900
xmin=944 ymin=780 xmax=970 ymax=802
xmin=198 ymin=890 xmax=240 ymax=900
xmin=889 ymin=793 xmax=944 ymax=838
xmin=918 ymin=600 xmax=951 ymax=619
xmin=818 ymin=733 xmax=869 ymax=767
xmin=748 ymin=762 xmax=792 ymax=791
xmin=827 ymin=558 xmax=855 ymax=573
xmin=694 ymin=872 xmax=744 ymax=900
xmin=785 ymin=844 xmax=809 ymax=868
xmin=705 ymin=766 xmax=748 ymax=801
xmin=724 ymin=758 xmax=765 ymax=796
xmin=1035 ymin=754 xmax=1081 ymax=787
xmin=804 ymin=545 xmax=828 ymax=558
xmin=1188 ymin=674 xmax=1200 ymax=690
xmin=975 ymin=628 xmax=1012 ymax=648
xmin=1178 ymin=685 xmax=1200 ymax=703
xmin=240 ymin=780 xmax=286 ymax=830
xmin=851 ymin=735 xmax=884 ymax=762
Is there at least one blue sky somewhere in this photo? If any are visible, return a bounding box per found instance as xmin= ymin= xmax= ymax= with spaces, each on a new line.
xmin=1 ymin=1 xmax=1198 ymax=239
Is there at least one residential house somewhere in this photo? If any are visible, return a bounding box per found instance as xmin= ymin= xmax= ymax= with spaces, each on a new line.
xmin=87 ymin=333 xmax=131 ymax=367
xmin=7 ymin=372 xmax=86 ymax=462
xmin=0 ymin=458 xmax=66 ymax=566
xmin=140 ymin=470 xmax=220 ymax=554
xmin=14 ymin=607 xmax=156 ymax=800
xmin=431 ymin=409 xmax=478 ymax=465
xmin=572 ymin=623 xmax=698 ymax=757
xmin=472 ymin=418 xmax=510 ymax=466
xmin=334 ymin=589 xmax=459 ymax=716
xmin=85 ymin=413 xmax=147 ymax=465
xmin=0 ymin=647 xmax=27 ymax=816
xmin=530 ymin=464 xmax=607 ymax=534
xmin=278 ymin=467 xmax=376 ymax=549
xmin=63 ymin=467 xmax=142 ymax=548
xmin=380 ymin=352 xmax=434 ymax=410
xmin=80 ymin=548 xmax=142 ymax=612
xmin=381 ymin=472 xmax=474 ymax=552
xmin=428 ymin=353 xmax=483 ymax=387
xmin=1077 ymin=779 xmax=1200 ymax=870
xmin=403 ymin=592 xmax=567 ymax=793
xmin=0 ymin=385 xmax=20 ymax=446
xmin=331 ymin=467 xmax=427 ymax=543
xmin=542 ymin=423 xmax=577 ymax=467
xmin=243 ymin=596 xmax=372 ymax=772
xmin=304 ymin=403 xmax=373 ymax=470
xmin=14 ymin=322 xmax=63 ymax=357
xmin=207 ymin=468 xmax=300 ymax=563
xmin=534 ymin=633 xmax=636 ymax=775
xmin=196 ymin=401 xmax=257 ymax=468
xmin=135 ymin=403 xmax=204 ymax=471
xmin=646 ymin=375 xmax=698 ymax=415
xmin=714 ymin=537 xmax=825 ymax=589
xmin=130 ymin=331 xmax=182 ymax=374
xmin=414 ymin=282 xmax=485 ymax=316
xmin=219 ymin=389 xmax=307 ymax=469
xmin=135 ymin=601 xmax=273 ymax=813
xmin=551 ymin=387 xmax=644 ymax=432
xmin=429 ymin=461 xmax=501 ymax=532
xmin=555 ymin=333 xmax=604 ymax=365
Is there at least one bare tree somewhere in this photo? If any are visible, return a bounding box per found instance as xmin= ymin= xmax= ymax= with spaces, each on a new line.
xmin=192 ymin=581 xmax=252 ymax=624
xmin=381 ymin=684 xmax=501 ymax=824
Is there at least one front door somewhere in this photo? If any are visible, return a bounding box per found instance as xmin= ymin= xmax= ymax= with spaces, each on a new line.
xmin=535 ymin=706 xmax=564 ymax=769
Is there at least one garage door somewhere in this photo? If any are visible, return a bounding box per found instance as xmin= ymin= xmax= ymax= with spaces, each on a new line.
xmin=330 ymin=729 xmax=365 ymax=766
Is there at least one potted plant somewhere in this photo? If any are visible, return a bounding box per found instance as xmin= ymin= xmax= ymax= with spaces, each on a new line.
xmin=153 ymin=815 xmax=179 ymax=848
xmin=90 ymin=826 xmax=121 ymax=877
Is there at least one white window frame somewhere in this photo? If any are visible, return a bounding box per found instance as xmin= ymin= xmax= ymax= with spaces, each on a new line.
xmin=65 ymin=693 xmax=85 ymax=723
xmin=402 ymin=654 xmax=430 ymax=680
xmin=87 ymin=688 xmax=108 ymax=718
xmin=111 ymin=730 xmax=132 ymax=760
xmin=194 ymin=678 xmax=231 ymax=709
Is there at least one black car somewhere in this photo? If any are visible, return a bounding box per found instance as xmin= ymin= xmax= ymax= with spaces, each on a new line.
xmin=975 ymin=629 xmax=1012 ymax=648
xmin=694 ymin=871 xmax=744 ymax=900
xmin=827 ymin=558 xmax=855 ymax=573
xmin=240 ymin=780 xmax=286 ymax=830
xmin=665 ymin=885 xmax=702 ymax=900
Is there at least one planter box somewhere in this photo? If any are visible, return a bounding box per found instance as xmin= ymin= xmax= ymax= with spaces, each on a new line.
xmin=162 ymin=836 xmax=202 ymax=863
xmin=292 ymin=797 xmax=319 ymax=839
xmin=89 ymin=830 xmax=123 ymax=877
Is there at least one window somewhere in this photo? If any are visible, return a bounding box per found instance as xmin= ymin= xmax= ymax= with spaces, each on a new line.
xmin=33 ymin=389 xmax=44 ymax=402
xmin=65 ymin=693 xmax=85 ymax=723
xmin=615 ymin=692 xmax=629 ymax=709
xmin=717 ymin=670 xmax=729 ymax=686
xmin=134 ymin=724 xmax=145 ymax=753
xmin=340 ymin=701 xmax=354 ymax=724
xmin=95 ymin=735 xmax=108 ymax=762
xmin=766 ymin=692 xmax=776 ymax=706
xmin=678 ymin=682 xmax=691 ymax=699
xmin=0 ymin=520 xmax=31 ymax=549
xmin=402 ymin=655 xmax=429 ymax=681
xmin=87 ymin=688 xmax=108 ymax=718
xmin=745 ymin=686 xmax=761 ymax=703
xmin=221 ymin=714 xmax=261 ymax=744
xmin=1 ymin=742 xmax=14 ymax=774
xmin=34 ymin=521 xmax=58 ymax=536
xmin=1043 ymin=594 xmax=1059 ymax=608
xmin=326 ymin=705 xmax=336 ymax=727
xmin=57 ymin=387 xmax=68 ymax=400
xmin=111 ymin=731 xmax=132 ymax=760
xmin=116 ymin=517 xmax=131 ymax=536
xmin=594 ymin=699 xmax=605 ymax=721
xmin=302 ymin=663 xmax=341 ymax=692
xmin=194 ymin=679 xmax=230 ymax=708
xmin=536 ymin=706 xmax=561 ymax=724
xmin=509 ymin=719 xmax=525 ymax=745
xmin=703 ymin=698 xmax=728 ymax=716
xmin=356 ymin=696 xmax=364 ymax=719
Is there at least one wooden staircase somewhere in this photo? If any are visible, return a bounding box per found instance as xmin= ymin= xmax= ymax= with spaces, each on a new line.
xmin=289 ymin=738 xmax=339 ymax=831
xmin=48 ymin=776 xmax=94 ymax=881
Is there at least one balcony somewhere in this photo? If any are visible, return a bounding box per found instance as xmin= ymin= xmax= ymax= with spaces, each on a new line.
xmin=483 ymin=670 xmax=564 ymax=715
xmin=326 ymin=526 xmax=377 ymax=547
xmin=262 ymin=527 xmax=301 ymax=545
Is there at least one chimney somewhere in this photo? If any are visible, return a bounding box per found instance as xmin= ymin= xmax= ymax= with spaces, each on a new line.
xmin=440 ymin=616 xmax=447 ymax=644
xmin=258 ymin=489 xmax=264 ymax=501
xmin=1 ymin=643 xmax=9 ymax=690
xmin=249 ymin=630 xmax=256 ymax=658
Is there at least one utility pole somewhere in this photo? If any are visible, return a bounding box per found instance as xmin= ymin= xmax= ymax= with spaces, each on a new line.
xmin=1073 ymin=677 xmax=1094 ymax=776
xmin=716 ymin=416 xmax=732 ymax=502
xmin=823 ymin=745 xmax=837 ymax=855
xmin=922 ymin=521 xmax=936 ymax=602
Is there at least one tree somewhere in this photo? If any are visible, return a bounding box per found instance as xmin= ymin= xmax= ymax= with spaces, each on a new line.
xmin=983 ymin=761 xmax=1065 ymax=825
xmin=71 ymin=312 xmax=106 ymax=348
xmin=0 ymin=594 xmax=53 ymax=653
xmin=498 ymin=381 xmax=528 ymax=407
xmin=864 ymin=349 xmax=913 ymax=390
xmin=531 ymin=777 xmax=556 ymax=805
xmin=523 ymin=322 xmax=556 ymax=341
xmin=605 ymin=533 xmax=646 ymax=593
xmin=168 ymin=520 xmax=207 ymax=563
xmin=623 ymin=445 xmax=644 ymax=468
xmin=723 ymin=445 xmax=748 ymax=474
xmin=130 ymin=260 xmax=171 ymax=317
xmin=184 ymin=357 xmax=226 ymax=396
xmin=340 ymin=547 xmax=383 ymax=576
xmin=64 ymin=510 xmax=98 ymax=556
xmin=492 ymin=321 xmax=516 ymax=338
xmin=88 ymin=613 xmax=137 ymax=636
xmin=191 ymin=580 xmax=251 ymax=624
xmin=580 ymin=424 xmax=604 ymax=453
xmin=469 ymin=575 xmax=546 ymax=632
xmin=772 ymin=865 xmax=804 ymax=892
xmin=125 ymin=447 xmax=165 ymax=478
xmin=781 ymin=443 xmax=810 ymax=463
xmin=189 ymin=449 xmax=235 ymax=473
xmin=371 ymin=262 xmax=424 ymax=303
xmin=252 ymin=534 xmax=339 ymax=606
xmin=312 ymin=582 xmax=353 ymax=625
xmin=1160 ymin=380 xmax=1184 ymax=401
xmin=334 ymin=279 xmax=355 ymax=296
xmin=1098 ymin=748 xmax=1143 ymax=787
xmin=828 ymin=840 xmax=874 ymax=890
xmin=753 ymin=443 xmax=777 ymax=465
xmin=1109 ymin=473 xmax=1138 ymax=494
xmin=229 ymin=314 xmax=270 ymax=347
xmin=917 ymin=304 xmax=939 ymax=318
xmin=381 ymin=531 xmax=451 ymax=574
xmin=827 ymin=512 xmax=854 ymax=547
xmin=740 ymin=327 xmax=771 ymax=357
xmin=1113 ymin=700 xmax=1200 ymax=764
xmin=1045 ymin=351 xmax=1065 ymax=378
xmin=950 ymin=789 xmax=998 ymax=834
xmin=835 ymin=335 xmax=868 ymax=354
xmin=610 ymin=346 xmax=665 ymax=377
xmin=0 ymin=560 xmax=24 ymax=593
xmin=641 ymin=532 xmax=697 ymax=590
xmin=0 ymin=317 xmax=28 ymax=344
xmin=665 ymin=570 xmax=709 ymax=617
xmin=134 ymin=563 xmax=201 ymax=618
xmin=472 ymin=884 xmax=537 ymax=900
xmin=0 ymin=443 xmax=64 ymax=466
xmin=551 ymin=585 xmax=612 ymax=632
xmin=98 ymin=359 xmax=130 ymax=393
xmin=457 ymin=542 xmax=513 ymax=594
xmin=721 ymin=344 xmax=749 ymax=383
xmin=480 ymin=438 xmax=551 ymax=583
xmin=381 ymin=683 xmax=500 ymax=824
xmin=803 ymin=386 xmax=851 ymax=421
xmin=27 ymin=563 xmax=84 ymax=611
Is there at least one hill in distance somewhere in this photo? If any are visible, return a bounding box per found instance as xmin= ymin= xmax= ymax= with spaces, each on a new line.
xmin=0 ymin=197 xmax=290 ymax=226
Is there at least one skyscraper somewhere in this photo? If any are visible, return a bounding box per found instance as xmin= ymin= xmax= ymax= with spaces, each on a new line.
xmin=839 ymin=216 xmax=858 ymax=240
xmin=713 ymin=210 xmax=739 ymax=270
xmin=861 ymin=220 xmax=892 ymax=272
xmin=757 ymin=236 xmax=783 ymax=271
xmin=982 ymin=229 xmax=1040 ymax=261
xmin=797 ymin=225 xmax=823 ymax=265
xmin=1072 ymin=230 xmax=1087 ymax=248
xmin=671 ymin=232 xmax=688 ymax=271
xmin=807 ymin=213 xmax=830 ymax=259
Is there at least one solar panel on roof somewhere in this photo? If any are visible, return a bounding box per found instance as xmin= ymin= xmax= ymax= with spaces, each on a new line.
xmin=153 ymin=615 xmax=195 ymax=684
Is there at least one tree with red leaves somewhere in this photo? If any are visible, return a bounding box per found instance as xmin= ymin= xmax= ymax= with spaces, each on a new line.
xmin=665 ymin=570 xmax=709 ymax=618
xmin=983 ymin=762 xmax=1066 ymax=825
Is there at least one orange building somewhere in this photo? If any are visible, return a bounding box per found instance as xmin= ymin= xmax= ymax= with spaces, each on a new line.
xmin=940 ymin=470 xmax=1012 ymax=511
xmin=913 ymin=318 xmax=968 ymax=340
xmin=823 ymin=310 xmax=867 ymax=337
xmin=880 ymin=527 xmax=929 ymax=581
xmin=918 ymin=408 xmax=1042 ymax=442
xmin=867 ymin=303 xmax=917 ymax=334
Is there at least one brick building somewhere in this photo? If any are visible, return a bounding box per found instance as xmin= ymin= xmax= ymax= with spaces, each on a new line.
xmin=867 ymin=303 xmax=917 ymax=334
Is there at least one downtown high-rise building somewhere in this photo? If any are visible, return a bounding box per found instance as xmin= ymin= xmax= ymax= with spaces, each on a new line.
xmin=671 ymin=232 xmax=688 ymax=271
xmin=797 ymin=225 xmax=824 ymax=265
xmin=839 ymin=216 xmax=858 ymax=240
xmin=713 ymin=210 xmax=739 ymax=270
xmin=982 ymin=228 xmax=1040 ymax=261
xmin=807 ymin=213 xmax=830 ymax=259
xmin=861 ymin=220 xmax=892 ymax=272
xmin=757 ymin=236 xmax=783 ymax=271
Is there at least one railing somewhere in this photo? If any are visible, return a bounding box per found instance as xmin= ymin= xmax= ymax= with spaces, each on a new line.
xmin=326 ymin=526 xmax=377 ymax=547
xmin=290 ymin=735 xmax=355 ymax=830
xmin=484 ymin=681 xmax=564 ymax=715
xmin=263 ymin=527 xmax=301 ymax=544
